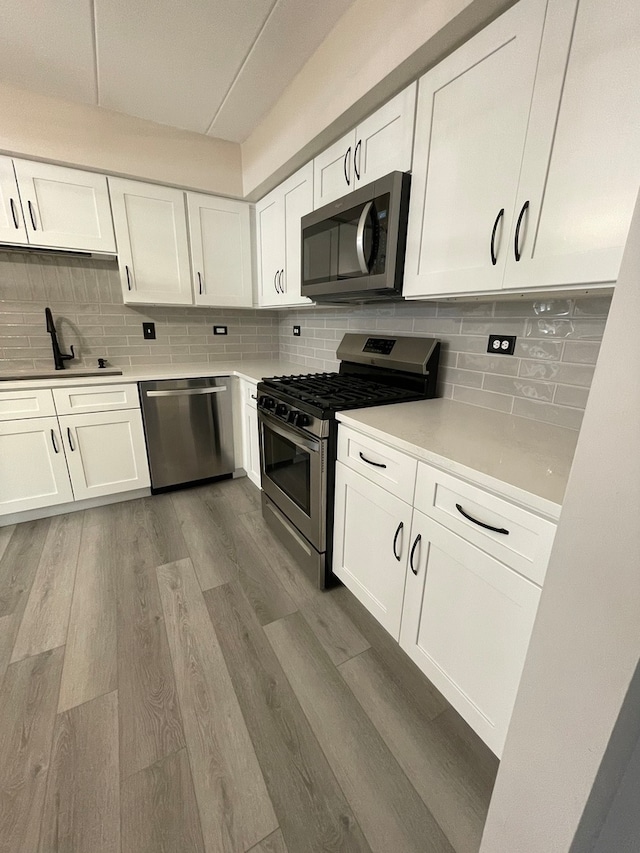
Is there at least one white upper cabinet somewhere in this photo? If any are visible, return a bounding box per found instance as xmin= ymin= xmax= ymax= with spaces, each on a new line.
xmin=0 ymin=157 xmax=28 ymax=244
xmin=313 ymin=83 xmax=416 ymax=208
xmin=503 ymin=0 xmax=640 ymax=290
xmin=109 ymin=178 xmax=193 ymax=306
xmin=0 ymin=157 xmax=115 ymax=252
xmin=403 ymin=0 xmax=547 ymax=298
xmin=187 ymin=193 xmax=253 ymax=308
xmin=256 ymin=162 xmax=313 ymax=308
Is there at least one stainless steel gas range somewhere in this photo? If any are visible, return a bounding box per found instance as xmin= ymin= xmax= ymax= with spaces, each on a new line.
xmin=257 ymin=334 xmax=440 ymax=588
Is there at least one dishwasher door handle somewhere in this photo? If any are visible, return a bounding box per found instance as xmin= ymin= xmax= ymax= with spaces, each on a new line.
xmin=145 ymin=386 xmax=227 ymax=398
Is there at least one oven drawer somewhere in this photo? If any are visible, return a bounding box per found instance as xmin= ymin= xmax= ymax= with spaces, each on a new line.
xmin=414 ymin=463 xmax=556 ymax=585
xmin=337 ymin=425 xmax=417 ymax=503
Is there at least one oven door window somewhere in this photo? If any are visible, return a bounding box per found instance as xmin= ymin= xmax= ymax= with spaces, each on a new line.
xmin=262 ymin=424 xmax=311 ymax=515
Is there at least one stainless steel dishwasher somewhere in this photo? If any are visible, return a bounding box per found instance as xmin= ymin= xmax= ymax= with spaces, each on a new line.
xmin=139 ymin=377 xmax=234 ymax=491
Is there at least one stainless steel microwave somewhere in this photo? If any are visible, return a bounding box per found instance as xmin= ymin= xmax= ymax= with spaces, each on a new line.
xmin=300 ymin=171 xmax=411 ymax=302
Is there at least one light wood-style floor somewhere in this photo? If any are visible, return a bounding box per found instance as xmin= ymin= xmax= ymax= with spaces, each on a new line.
xmin=0 ymin=477 xmax=498 ymax=853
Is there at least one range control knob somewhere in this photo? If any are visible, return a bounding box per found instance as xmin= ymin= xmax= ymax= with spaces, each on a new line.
xmin=259 ymin=396 xmax=275 ymax=409
xmin=275 ymin=403 xmax=288 ymax=417
xmin=295 ymin=413 xmax=310 ymax=428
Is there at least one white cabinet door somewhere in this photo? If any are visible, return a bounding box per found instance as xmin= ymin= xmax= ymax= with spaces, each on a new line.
xmin=59 ymin=409 xmax=150 ymax=501
xmin=281 ymin=162 xmax=313 ymax=306
xmin=0 ymin=156 xmax=27 ymax=244
xmin=504 ymin=0 xmax=640 ymax=290
xmin=0 ymin=417 xmax=73 ymax=516
xmin=313 ymin=130 xmax=356 ymax=208
xmin=332 ymin=461 xmax=411 ymax=640
xmin=240 ymin=381 xmax=261 ymax=488
xmin=109 ymin=178 xmax=193 ymax=306
xmin=256 ymin=188 xmax=285 ymax=307
xmin=354 ymin=83 xmax=416 ymax=188
xmin=188 ymin=193 xmax=253 ymax=308
xmin=403 ymin=0 xmax=547 ymax=298
xmin=13 ymin=159 xmax=115 ymax=252
xmin=400 ymin=510 xmax=540 ymax=756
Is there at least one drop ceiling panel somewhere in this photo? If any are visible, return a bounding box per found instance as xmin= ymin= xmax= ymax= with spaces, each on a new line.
xmin=0 ymin=0 xmax=96 ymax=103
xmin=95 ymin=0 xmax=277 ymax=133
xmin=207 ymin=0 xmax=355 ymax=142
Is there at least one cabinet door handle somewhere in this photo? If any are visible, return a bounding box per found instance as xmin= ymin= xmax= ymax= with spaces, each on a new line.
xmin=67 ymin=427 xmax=75 ymax=451
xmin=50 ymin=429 xmax=59 ymax=454
xmin=280 ymin=268 xmax=285 ymax=293
xmin=9 ymin=198 xmax=19 ymax=229
xmin=273 ymin=270 xmax=279 ymax=293
xmin=409 ymin=534 xmax=421 ymax=575
xmin=198 ymin=271 xmax=203 ymax=295
xmin=125 ymin=264 xmax=132 ymax=291
xmin=251 ymin=394 xmax=257 ymax=400
xmin=354 ymin=139 xmax=361 ymax=181
xmin=359 ymin=451 xmax=386 ymax=468
xmin=490 ymin=208 xmax=504 ymax=266
xmin=392 ymin=521 xmax=404 ymax=561
xmin=455 ymin=503 xmax=509 ymax=535
xmin=514 ymin=200 xmax=529 ymax=262
xmin=28 ymin=200 xmax=37 ymax=230
xmin=343 ymin=146 xmax=352 ymax=186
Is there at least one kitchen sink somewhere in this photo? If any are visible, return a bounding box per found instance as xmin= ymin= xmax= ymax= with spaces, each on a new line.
xmin=0 ymin=367 xmax=123 ymax=381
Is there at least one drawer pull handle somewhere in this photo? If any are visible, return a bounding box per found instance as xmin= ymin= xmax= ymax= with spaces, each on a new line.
xmin=409 ymin=534 xmax=421 ymax=575
xmin=392 ymin=521 xmax=403 ymax=561
xmin=359 ymin=451 xmax=386 ymax=469
xmin=455 ymin=503 xmax=509 ymax=535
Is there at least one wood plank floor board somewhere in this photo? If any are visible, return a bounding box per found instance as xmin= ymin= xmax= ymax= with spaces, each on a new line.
xmin=116 ymin=556 xmax=185 ymax=780
xmin=0 ymin=647 xmax=64 ymax=853
xmin=57 ymin=507 xmax=117 ymax=712
xmin=38 ymin=689 xmax=120 ymax=853
xmin=157 ymin=558 xmax=278 ymax=853
xmin=11 ymin=512 xmax=83 ymax=662
xmin=248 ymin=829 xmax=289 ymax=853
xmin=265 ymin=613 xmax=455 ymax=853
xmin=339 ymin=649 xmax=498 ymax=853
xmin=300 ymin=591 xmax=371 ymax=666
xmin=198 ymin=490 xmax=297 ymax=625
xmin=211 ymin=477 xmax=262 ymax=514
xmin=204 ymin=582 xmax=372 ymax=853
xmin=0 ymin=614 xmax=15 ymax=688
xmin=0 ymin=525 xmax=16 ymax=562
xmin=0 ymin=518 xmax=51 ymax=618
xmin=113 ymin=494 xmax=190 ymax=570
xmin=121 ymin=748 xmax=205 ymax=853
xmin=171 ymin=490 xmax=236 ymax=590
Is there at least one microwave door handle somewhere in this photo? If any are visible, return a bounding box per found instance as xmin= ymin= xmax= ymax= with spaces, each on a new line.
xmin=356 ymin=200 xmax=373 ymax=274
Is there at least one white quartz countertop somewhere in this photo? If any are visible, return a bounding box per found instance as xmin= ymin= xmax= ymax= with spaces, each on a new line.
xmin=337 ymin=399 xmax=579 ymax=518
xmin=0 ymin=359 xmax=304 ymax=391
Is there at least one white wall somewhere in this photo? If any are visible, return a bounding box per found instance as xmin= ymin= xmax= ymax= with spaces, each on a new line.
xmin=241 ymin=0 xmax=514 ymax=198
xmin=479 ymin=190 xmax=640 ymax=851
xmin=0 ymin=82 xmax=243 ymax=197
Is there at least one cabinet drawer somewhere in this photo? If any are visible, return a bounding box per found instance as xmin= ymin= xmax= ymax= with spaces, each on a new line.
xmin=0 ymin=389 xmax=56 ymax=421
xmin=337 ymin=426 xmax=417 ymax=503
xmin=414 ymin=463 xmax=555 ymax=585
xmin=242 ymin=380 xmax=258 ymax=409
xmin=53 ymin=383 xmax=140 ymax=415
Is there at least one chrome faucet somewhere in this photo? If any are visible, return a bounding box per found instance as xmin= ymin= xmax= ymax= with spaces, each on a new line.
xmin=45 ymin=307 xmax=75 ymax=370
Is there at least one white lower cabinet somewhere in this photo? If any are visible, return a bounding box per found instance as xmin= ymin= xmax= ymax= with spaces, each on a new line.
xmin=0 ymin=417 xmax=73 ymax=514
xmin=332 ymin=461 xmax=411 ymax=640
xmin=0 ymin=383 xmax=150 ymax=520
xmin=399 ymin=510 xmax=541 ymax=756
xmin=59 ymin=409 xmax=150 ymax=501
xmin=240 ymin=380 xmax=261 ymax=488
xmin=333 ymin=424 xmax=555 ymax=756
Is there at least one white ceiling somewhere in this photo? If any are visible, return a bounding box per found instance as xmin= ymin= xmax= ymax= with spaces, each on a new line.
xmin=0 ymin=0 xmax=356 ymax=142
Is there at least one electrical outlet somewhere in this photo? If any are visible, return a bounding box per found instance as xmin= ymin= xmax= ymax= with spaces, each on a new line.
xmin=213 ymin=326 xmax=228 ymax=336
xmin=487 ymin=334 xmax=516 ymax=355
xmin=293 ymin=325 xmax=301 ymax=337
xmin=142 ymin=322 xmax=156 ymax=340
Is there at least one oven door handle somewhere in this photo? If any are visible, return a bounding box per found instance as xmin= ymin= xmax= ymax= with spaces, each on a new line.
xmin=259 ymin=410 xmax=320 ymax=453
